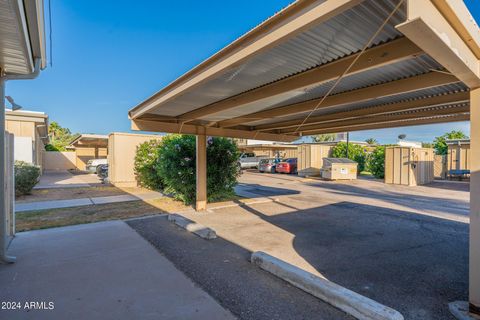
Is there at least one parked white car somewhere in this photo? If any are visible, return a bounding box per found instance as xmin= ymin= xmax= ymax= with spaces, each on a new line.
xmin=86 ymin=158 xmax=107 ymax=173
xmin=238 ymin=153 xmax=267 ymax=169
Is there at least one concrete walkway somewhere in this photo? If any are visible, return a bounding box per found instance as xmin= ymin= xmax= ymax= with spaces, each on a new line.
xmin=34 ymin=170 xmax=101 ymax=189
xmin=15 ymin=192 xmax=163 ymax=212
xmin=0 ymin=221 xmax=235 ymax=320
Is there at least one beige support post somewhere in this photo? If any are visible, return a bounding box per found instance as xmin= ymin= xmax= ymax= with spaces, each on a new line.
xmin=470 ymin=88 xmax=480 ymax=315
xmin=196 ymin=134 xmax=207 ymax=211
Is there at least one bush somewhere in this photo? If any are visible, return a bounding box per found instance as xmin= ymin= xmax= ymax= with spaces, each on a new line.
xmin=134 ymin=139 xmax=164 ymax=190
xmin=156 ymin=135 xmax=240 ymax=204
xmin=366 ymin=146 xmax=385 ymax=179
xmin=331 ymin=142 xmax=366 ymax=172
xmin=14 ymin=161 xmax=41 ymax=196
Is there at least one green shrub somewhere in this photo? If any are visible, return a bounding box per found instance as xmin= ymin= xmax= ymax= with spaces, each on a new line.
xmin=331 ymin=142 xmax=366 ymax=172
xmin=44 ymin=144 xmax=60 ymax=151
xmin=14 ymin=161 xmax=41 ymax=196
xmin=156 ymin=135 xmax=240 ymax=204
xmin=134 ymin=139 xmax=164 ymax=190
xmin=367 ymin=146 xmax=385 ymax=179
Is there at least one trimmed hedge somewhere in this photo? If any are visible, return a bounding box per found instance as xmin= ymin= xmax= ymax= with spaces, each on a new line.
xmin=367 ymin=146 xmax=385 ymax=179
xmin=134 ymin=139 xmax=164 ymax=190
xmin=15 ymin=161 xmax=41 ymax=196
xmin=134 ymin=134 xmax=240 ymax=205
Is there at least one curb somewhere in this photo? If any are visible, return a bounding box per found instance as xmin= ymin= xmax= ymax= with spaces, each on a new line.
xmin=168 ymin=214 xmax=217 ymax=240
xmin=449 ymin=301 xmax=480 ymax=320
xmin=251 ymin=251 xmax=403 ymax=320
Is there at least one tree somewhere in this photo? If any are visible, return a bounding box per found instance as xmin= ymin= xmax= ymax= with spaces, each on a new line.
xmin=366 ymin=146 xmax=385 ymax=179
xmin=155 ymin=135 xmax=240 ymax=204
xmin=311 ymin=134 xmax=336 ymax=142
xmin=331 ymin=141 xmax=367 ymax=172
xmin=45 ymin=121 xmax=79 ymax=151
xmin=365 ymin=138 xmax=378 ymax=145
xmin=433 ymin=130 xmax=468 ymax=155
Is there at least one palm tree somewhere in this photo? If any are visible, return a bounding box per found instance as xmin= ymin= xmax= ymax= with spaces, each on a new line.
xmin=312 ymin=134 xmax=336 ymax=142
xmin=365 ymin=138 xmax=378 ymax=145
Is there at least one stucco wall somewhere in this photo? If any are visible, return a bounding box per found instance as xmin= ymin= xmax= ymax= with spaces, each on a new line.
xmin=43 ymin=151 xmax=77 ymax=171
xmin=108 ymin=132 xmax=163 ymax=187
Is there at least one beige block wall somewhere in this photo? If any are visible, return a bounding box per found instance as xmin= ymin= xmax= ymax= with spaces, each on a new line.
xmin=6 ymin=120 xmax=45 ymax=168
xmin=108 ymin=132 xmax=163 ymax=187
xmin=43 ymin=151 xmax=76 ymax=171
xmin=5 ymin=120 xmax=35 ymax=138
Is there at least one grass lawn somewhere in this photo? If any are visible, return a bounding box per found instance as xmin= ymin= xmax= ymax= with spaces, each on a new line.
xmin=16 ymin=197 xmax=188 ymax=232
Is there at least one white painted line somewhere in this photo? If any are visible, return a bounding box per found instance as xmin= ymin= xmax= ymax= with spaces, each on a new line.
xmin=168 ymin=214 xmax=217 ymax=240
xmin=251 ymin=251 xmax=404 ymax=320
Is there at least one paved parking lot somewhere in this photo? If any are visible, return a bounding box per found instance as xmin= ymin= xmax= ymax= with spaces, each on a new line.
xmin=134 ymin=172 xmax=469 ymax=320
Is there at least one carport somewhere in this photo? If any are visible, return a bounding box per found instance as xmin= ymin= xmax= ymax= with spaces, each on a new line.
xmin=128 ymin=0 xmax=480 ymax=314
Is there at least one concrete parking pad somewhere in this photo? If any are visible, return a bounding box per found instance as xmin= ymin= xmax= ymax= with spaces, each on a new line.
xmin=0 ymin=221 xmax=234 ymax=320
xmin=34 ymin=171 xmax=101 ymax=189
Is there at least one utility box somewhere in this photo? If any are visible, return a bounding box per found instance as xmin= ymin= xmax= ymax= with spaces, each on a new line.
xmin=385 ymin=146 xmax=434 ymax=186
xmin=297 ymin=144 xmax=333 ymax=177
xmin=321 ymin=158 xmax=358 ymax=180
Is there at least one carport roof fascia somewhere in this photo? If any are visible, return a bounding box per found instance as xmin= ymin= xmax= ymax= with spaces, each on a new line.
xmin=129 ymin=0 xmax=480 ymax=139
xmin=128 ymin=0 xmax=363 ymax=119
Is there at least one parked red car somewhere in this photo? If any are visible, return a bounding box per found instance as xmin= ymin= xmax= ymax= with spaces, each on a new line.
xmin=275 ymin=158 xmax=297 ymax=174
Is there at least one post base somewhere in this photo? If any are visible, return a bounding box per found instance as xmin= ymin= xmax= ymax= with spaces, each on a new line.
xmin=449 ymin=301 xmax=480 ymax=320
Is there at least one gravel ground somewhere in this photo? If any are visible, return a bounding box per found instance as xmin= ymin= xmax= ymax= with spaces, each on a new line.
xmin=127 ymin=216 xmax=354 ymax=320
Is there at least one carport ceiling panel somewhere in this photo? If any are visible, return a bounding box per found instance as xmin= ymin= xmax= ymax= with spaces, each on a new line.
xmin=205 ymin=54 xmax=444 ymax=122
xmin=148 ymin=0 xmax=406 ymax=118
xmin=241 ymin=82 xmax=469 ymax=127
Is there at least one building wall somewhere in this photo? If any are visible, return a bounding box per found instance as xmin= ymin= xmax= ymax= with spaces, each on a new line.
xmin=5 ymin=119 xmax=45 ymax=168
xmin=43 ymin=151 xmax=76 ymax=171
xmin=108 ymin=132 xmax=163 ymax=187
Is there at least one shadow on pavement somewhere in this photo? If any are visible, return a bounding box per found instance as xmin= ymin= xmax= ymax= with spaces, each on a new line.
xmin=234 ymin=200 xmax=468 ymax=320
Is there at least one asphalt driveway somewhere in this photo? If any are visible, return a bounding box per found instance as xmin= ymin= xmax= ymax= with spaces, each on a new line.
xmin=151 ymin=172 xmax=469 ymax=320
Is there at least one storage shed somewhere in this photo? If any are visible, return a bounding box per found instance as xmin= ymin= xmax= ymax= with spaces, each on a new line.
xmin=446 ymin=139 xmax=470 ymax=172
xmin=321 ymin=158 xmax=358 ymax=180
xmin=297 ymin=144 xmax=333 ymax=177
xmin=385 ymin=146 xmax=434 ymax=186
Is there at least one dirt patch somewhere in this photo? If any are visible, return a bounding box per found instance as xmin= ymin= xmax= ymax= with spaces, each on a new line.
xmin=16 ymin=186 xmax=126 ymax=203
xmin=16 ymin=197 xmax=188 ymax=232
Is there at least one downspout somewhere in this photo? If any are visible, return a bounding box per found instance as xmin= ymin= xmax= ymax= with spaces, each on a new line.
xmin=0 ymin=58 xmax=42 ymax=264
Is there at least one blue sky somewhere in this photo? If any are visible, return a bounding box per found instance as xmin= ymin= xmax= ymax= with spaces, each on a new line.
xmin=5 ymin=0 xmax=480 ymax=144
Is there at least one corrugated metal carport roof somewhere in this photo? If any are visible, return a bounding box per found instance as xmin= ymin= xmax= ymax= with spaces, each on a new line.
xmin=129 ymin=0 xmax=480 ymax=142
